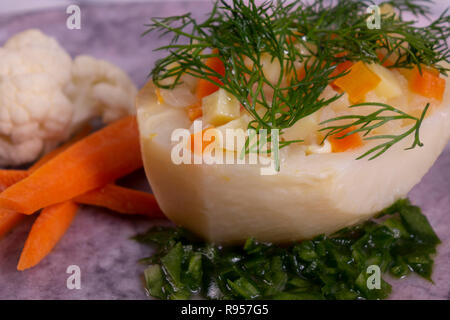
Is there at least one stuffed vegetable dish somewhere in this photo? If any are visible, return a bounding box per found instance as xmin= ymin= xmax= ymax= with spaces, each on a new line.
xmin=136 ymin=0 xmax=449 ymax=243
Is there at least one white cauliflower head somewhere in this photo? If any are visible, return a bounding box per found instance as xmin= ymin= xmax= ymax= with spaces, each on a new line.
xmin=0 ymin=29 xmax=137 ymax=167
xmin=66 ymin=55 xmax=137 ymax=127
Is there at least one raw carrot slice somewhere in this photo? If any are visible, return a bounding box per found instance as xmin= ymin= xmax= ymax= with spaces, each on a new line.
xmin=0 ymin=209 xmax=25 ymax=239
xmin=0 ymin=170 xmax=29 ymax=191
xmin=29 ymin=125 xmax=92 ymax=172
xmin=0 ymin=116 xmax=142 ymax=214
xmin=0 ymin=169 xmax=164 ymax=218
xmin=408 ymin=66 xmax=445 ymax=101
xmin=17 ymin=201 xmax=78 ymax=271
xmin=330 ymin=126 xmax=363 ymax=153
xmin=333 ymin=61 xmax=381 ymax=103
xmin=196 ymin=49 xmax=226 ymax=101
xmin=0 ymin=171 xmax=28 ymax=239
xmin=1 ymin=126 xmax=90 ymax=239
xmin=75 ymin=184 xmax=165 ymax=218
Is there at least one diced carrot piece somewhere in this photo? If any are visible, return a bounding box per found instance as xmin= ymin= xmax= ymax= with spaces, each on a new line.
xmin=196 ymin=49 xmax=226 ymax=101
xmin=29 ymin=125 xmax=92 ymax=172
xmin=187 ymin=104 xmax=203 ymax=121
xmin=287 ymin=65 xmax=306 ymax=85
xmin=75 ymin=184 xmax=165 ymax=218
xmin=297 ymin=66 xmax=306 ymax=81
xmin=334 ymin=61 xmax=381 ymax=103
xmin=334 ymin=51 xmax=348 ymax=58
xmin=330 ymin=126 xmax=363 ymax=153
xmin=0 ymin=116 xmax=142 ymax=214
xmin=408 ymin=66 xmax=445 ymax=101
xmin=376 ymin=52 xmax=396 ymax=67
xmin=196 ymin=79 xmax=220 ymax=101
xmin=190 ymin=128 xmax=216 ymax=154
xmin=286 ymin=35 xmax=297 ymax=44
xmin=17 ymin=201 xmax=78 ymax=271
xmin=330 ymin=61 xmax=354 ymax=90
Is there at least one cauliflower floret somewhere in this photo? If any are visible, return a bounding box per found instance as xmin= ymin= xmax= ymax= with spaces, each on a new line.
xmin=65 ymin=55 xmax=137 ymax=127
xmin=0 ymin=29 xmax=137 ymax=167
xmin=2 ymin=29 xmax=72 ymax=86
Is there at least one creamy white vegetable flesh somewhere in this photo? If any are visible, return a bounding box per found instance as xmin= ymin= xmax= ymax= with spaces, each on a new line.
xmin=137 ymin=72 xmax=449 ymax=243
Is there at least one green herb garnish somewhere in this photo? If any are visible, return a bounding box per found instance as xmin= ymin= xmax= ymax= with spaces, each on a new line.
xmin=134 ymin=199 xmax=440 ymax=300
xmin=145 ymin=0 xmax=449 ymax=162
xmin=320 ymin=102 xmax=430 ymax=160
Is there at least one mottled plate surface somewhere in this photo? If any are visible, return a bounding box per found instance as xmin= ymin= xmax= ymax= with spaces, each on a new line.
xmin=0 ymin=1 xmax=448 ymax=299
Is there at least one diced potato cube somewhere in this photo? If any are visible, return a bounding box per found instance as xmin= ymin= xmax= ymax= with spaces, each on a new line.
xmin=283 ymin=112 xmax=320 ymax=144
xmin=215 ymin=114 xmax=252 ymax=152
xmin=202 ymin=88 xmax=241 ymax=126
xmin=367 ymin=63 xmax=402 ymax=99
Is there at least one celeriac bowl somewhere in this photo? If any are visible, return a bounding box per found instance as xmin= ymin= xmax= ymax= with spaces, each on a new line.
xmin=136 ymin=78 xmax=450 ymax=243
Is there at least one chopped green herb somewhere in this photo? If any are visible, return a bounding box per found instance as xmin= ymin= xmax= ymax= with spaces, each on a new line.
xmin=134 ymin=199 xmax=440 ymax=300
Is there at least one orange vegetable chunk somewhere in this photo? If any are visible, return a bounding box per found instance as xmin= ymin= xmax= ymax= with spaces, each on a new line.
xmin=187 ymin=104 xmax=203 ymax=121
xmin=196 ymin=49 xmax=226 ymax=101
xmin=190 ymin=128 xmax=216 ymax=154
xmin=330 ymin=126 xmax=363 ymax=153
xmin=75 ymin=184 xmax=165 ymax=218
xmin=0 ymin=170 xmax=29 ymax=238
xmin=0 ymin=170 xmax=29 ymax=191
xmin=0 ymin=171 xmax=164 ymax=219
xmin=17 ymin=201 xmax=78 ymax=271
xmin=0 ymin=209 xmax=25 ymax=239
xmin=29 ymin=125 xmax=92 ymax=172
xmin=408 ymin=66 xmax=445 ymax=101
xmin=0 ymin=116 xmax=142 ymax=214
xmin=330 ymin=60 xmax=354 ymax=90
xmin=333 ymin=61 xmax=381 ymax=103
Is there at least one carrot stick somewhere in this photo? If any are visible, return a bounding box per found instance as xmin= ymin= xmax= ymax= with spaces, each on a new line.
xmin=0 ymin=169 xmax=164 ymax=218
xmin=0 ymin=209 xmax=25 ymax=239
xmin=0 ymin=170 xmax=29 ymax=191
xmin=75 ymin=184 xmax=165 ymax=218
xmin=17 ymin=201 xmax=78 ymax=271
xmin=1 ymin=126 xmax=90 ymax=238
xmin=0 ymin=170 xmax=29 ymax=238
xmin=29 ymin=125 xmax=92 ymax=172
xmin=0 ymin=116 xmax=142 ymax=214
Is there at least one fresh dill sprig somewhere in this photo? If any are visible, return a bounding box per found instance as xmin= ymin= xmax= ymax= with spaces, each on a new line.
xmin=320 ymin=103 xmax=430 ymax=160
xmin=148 ymin=0 xmax=342 ymax=144
xmin=145 ymin=0 xmax=448 ymax=161
xmin=296 ymin=0 xmax=449 ymax=73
